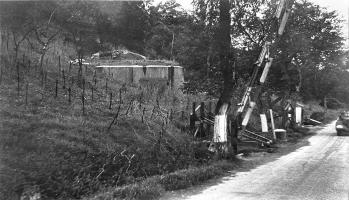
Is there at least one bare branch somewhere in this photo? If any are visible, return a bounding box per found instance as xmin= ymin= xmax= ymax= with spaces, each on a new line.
xmin=34 ymin=29 xmax=46 ymax=46
xmin=47 ymin=30 xmax=60 ymax=43
xmin=47 ymin=8 xmax=56 ymax=27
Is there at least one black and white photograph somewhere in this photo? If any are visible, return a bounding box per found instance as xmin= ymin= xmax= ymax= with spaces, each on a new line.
xmin=0 ymin=0 xmax=348 ymax=199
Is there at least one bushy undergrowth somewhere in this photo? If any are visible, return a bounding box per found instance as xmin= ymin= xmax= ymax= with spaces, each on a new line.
xmin=304 ymin=100 xmax=339 ymax=123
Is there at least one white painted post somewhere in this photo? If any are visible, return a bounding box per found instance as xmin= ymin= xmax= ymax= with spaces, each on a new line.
xmin=269 ymin=109 xmax=277 ymax=140
xmin=295 ymin=106 xmax=302 ymax=124
xmin=260 ymin=114 xmax=268 ymax=133
xmin=256 ymin=43 xmax=270 ymax=66
xmin=242 ymin=102 xmax=256 ymax=127
xmin=260 ymin=58 xmax=273 ymax=83
xmin=278 ymin=8 xmax=290 ymax=35
xmin=276 ymin=0 xmax=286 ymax=18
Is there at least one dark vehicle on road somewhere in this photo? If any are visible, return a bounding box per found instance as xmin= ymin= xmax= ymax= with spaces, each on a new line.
xmin=336 ymin=111 xmax=349 ymax=136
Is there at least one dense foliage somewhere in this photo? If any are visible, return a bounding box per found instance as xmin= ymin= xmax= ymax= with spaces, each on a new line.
xmin=1 ymin=0 xmax=348 ymax=103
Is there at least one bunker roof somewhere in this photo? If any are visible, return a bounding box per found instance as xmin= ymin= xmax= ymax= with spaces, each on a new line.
xmin=90 ymin=59 xmax=180 ymax=66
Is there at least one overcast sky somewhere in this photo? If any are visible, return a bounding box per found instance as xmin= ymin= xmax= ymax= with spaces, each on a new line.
xmin=154 ymin=0 xmax=349 ymax=44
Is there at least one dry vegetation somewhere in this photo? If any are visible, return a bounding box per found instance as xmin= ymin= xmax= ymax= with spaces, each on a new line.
xmin=0 ymin=38 xmax=232 ymax=199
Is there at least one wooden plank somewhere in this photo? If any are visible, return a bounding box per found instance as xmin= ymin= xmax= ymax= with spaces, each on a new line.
xmin=238 ymin=87 xmax=252 ymax=113
xmin=256 ymin=43 xmax=270 ymax=66
xmin=269 ymin=109 xmax=277 ymax=140
xmin=260 ymin=114 xmax=268 ymax=133
xmin=295 ymin=106 xmax=302 ymax=124
xmin=242 ymin=102 xmax=256 ymax=127
xmin=276 ymin=0 xmax=285 ymax=19
xmin=308 ymin=118 xmax=322 ymax=124
xmin=278 ymin=9 xmax=290 ymax=35
xmin=260 ymin=58 xmax=273 ymax=83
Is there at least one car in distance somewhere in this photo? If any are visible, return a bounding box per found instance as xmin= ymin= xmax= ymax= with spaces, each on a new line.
xmin=336 ymin=111 xmax=349 ymax=136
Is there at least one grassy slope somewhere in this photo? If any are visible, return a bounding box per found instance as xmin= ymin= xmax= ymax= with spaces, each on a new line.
xmin=0 ymin=58 xmax=204 ymax=199
xmin=0 ymin=50 xmax=338 ymax=200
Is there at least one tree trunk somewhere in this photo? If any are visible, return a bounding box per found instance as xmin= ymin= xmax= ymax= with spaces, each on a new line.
xmin=213 ymin=0 xmax=235 ymax=157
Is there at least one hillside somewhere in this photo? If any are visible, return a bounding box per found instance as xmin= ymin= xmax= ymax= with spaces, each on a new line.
xmin=1 ymin=0 xmax=348 ymax=199
xmin=0 ymin=55 xmax=208 ymax=199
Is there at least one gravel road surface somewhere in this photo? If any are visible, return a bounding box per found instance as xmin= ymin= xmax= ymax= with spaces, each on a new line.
xmin=164 ymin=122 xmax=349 ymax=200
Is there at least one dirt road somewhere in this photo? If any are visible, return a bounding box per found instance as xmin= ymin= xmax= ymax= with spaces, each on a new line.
xmin=164 ymin=122 xmax=349 ymax=200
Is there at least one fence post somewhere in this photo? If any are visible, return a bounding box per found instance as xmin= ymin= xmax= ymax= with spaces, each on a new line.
xmin=55 ymin=79 xmax=58 ymax=97
xmin=41 ymin=67 xmax=44 ymax=86
xmin=62 ymin=69 xmax=65 ymax=89
xmin=58 ymin=56 xmax=61 ymax=77
xmin=200 ymin=102 xmax=205 ymax=137
xmin=44 ymin=71 xmax=48 ymax=86
xmin=207 ymin=101 xmax=212 ymax=137
xmin=142 ymin=107 xmax=146 ymax=123
xmin=25 ymin=83 xmax=28 ymax=106
xmin=68 ymin=87 xmax=71 ymax=103
xmin=105 ymin=78 xmax=108 ymax=95
xmin=190 ymin=102 xmax=196 ymax=134
xmin=119 ymin=88 xmax=122 ymax=104
xmin=28 ymin=60 xmax=31 ymax=73
xmin=82 ymin=78 xmax=85 ymax=95
xmin=82 ymin=92 xmax=85 ymax=115
xmin=91 ymin=86 xmax=94 ymax=101
xmin=0 ymin=65 xmax=2 ymax=85
xmin=169 ymin=109 xmax=173 ymax=121
xmin=109 ymin=92 xmax=112 ymax=109
xmin=17 ymin=62 xmax=20 ymax=96
xmin=69 ymin=62 xmax=72 ymax=73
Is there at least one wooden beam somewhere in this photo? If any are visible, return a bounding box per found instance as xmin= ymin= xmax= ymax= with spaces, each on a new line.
xmin=260 ymin=58 xmax=273 ymax=83
xmin=269 ymin=109 xmax=277 ymax=140
xmin=278 ymin=8 xmax=290 ymax=35
xmin=242 ymin=102 xmax=256 ymax=127
xmin=275 ymin=0 xmax=286 ymax=19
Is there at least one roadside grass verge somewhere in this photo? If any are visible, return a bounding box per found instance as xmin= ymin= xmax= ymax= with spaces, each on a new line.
xmin=85 ymin=160 xmax=240 ymax=200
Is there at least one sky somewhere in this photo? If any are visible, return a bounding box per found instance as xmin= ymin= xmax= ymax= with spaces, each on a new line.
xmin=154 ymin=0 xmax=349 ymax=45
xmin=310 ymin=0 xmax=349 ymax=39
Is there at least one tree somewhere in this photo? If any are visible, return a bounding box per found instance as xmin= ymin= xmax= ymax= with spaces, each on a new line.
xmin=145 ymin=0 xmax=193 ymax=60
xmin=0 ymin=1 xmax=36 ymax=64
xmin=211 ymin=0 xmax=235 ymax=156
xmin=33 ymin=5 xmax=61 ymax=74
xmin=267 ymin=0 xmax=345 ymax=101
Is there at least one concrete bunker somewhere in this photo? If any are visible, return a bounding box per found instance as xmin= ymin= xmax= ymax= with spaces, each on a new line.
xmin=94 ymin=62 xmax=184 ymax=89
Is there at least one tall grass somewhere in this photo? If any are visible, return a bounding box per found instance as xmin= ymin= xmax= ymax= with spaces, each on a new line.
xmin=0 ymin=36 xmax=219 ymax=199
